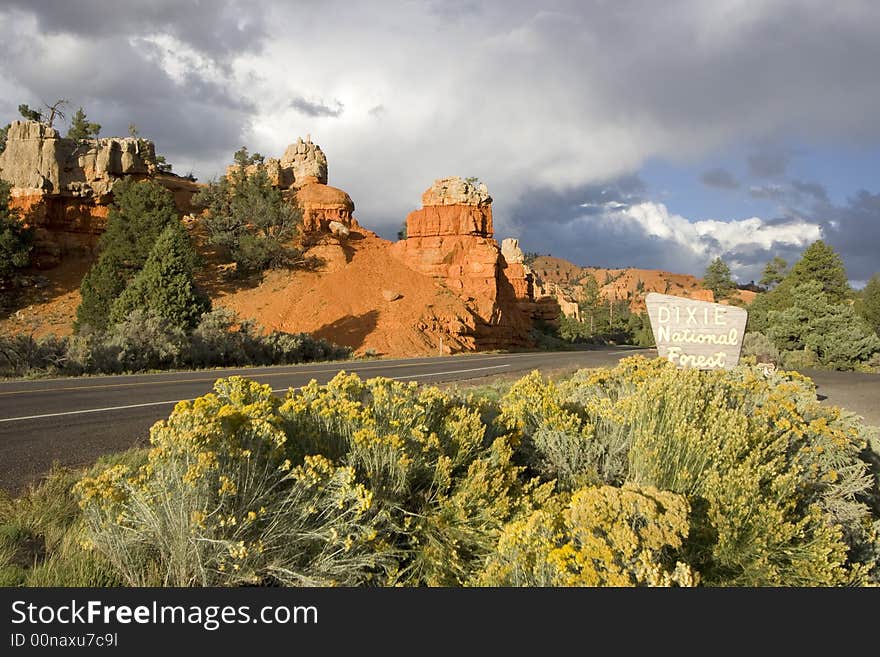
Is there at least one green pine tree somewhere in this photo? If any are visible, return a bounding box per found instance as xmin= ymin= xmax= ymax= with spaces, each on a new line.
xmin=0 ymin=180 xmax=33 ymax=280
xmin=759 ymin=256 xmax=788 ymax=290
xmin=856 ymin=274 xmax=880 ymax=337
xmin=66 ymin=107 xmax=101 ymax=140
xmin=75 ymin=179 xmax=180 ymax=331
xmin=75 ymin=250 xmax=129 ymax=331
xmin=702 ymin=257 xmax=737 ymax=300
xmin=576 ymin=275 xmax=602 ymax=336
xmin=98 ymin=178 xmax=180 ymax=269
xmin=781 ymin=240 xmax=850 ymax=302
xmin=17 ymin=104 xmax=42 ymax=122
xmin=110 ymin=223 xmax=209 ymax=330
xmin=194 ymin=147 xmax=303 ymax=274
xmin=748 ymin=241 xmax=852 ymax=333
xmin=766 ymin=280 xmax=880 ymax=370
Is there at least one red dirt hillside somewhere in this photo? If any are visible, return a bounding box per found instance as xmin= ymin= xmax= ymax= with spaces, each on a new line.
xmin=212 ymin=231 xmax=482 ymax=357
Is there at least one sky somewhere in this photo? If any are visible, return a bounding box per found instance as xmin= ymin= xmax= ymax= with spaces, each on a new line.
xmin=1 ymin=0 xmax=879 ymax=285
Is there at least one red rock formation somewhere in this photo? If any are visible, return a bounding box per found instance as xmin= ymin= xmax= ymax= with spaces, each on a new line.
xmin=690 ymin=289 xmax=715 ymax=303
xmin=528 ymin=256 xmax=748 ymax=310
xmin=294 ymin=179 xmax=359 ymax=233
xmin=405 ymin=204 xmax=493 ymax=237
xmin=502 ymin=261 xmax=533 ymax=300
xmin=390 ymin=177 xmax=532 ymax=349
xmin=499 ymin=238 xmax=569 ymax=326
xmin=221 ymin=137 xmax=360 ymax=238
xmin=11 ymin=193 xmax=110 ymax=268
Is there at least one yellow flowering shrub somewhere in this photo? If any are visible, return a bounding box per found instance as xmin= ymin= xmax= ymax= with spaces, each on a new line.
xmin=78 ymin=373 xmax=549 ymax=587
xmin=279 ymin=372 xmax=551 ymax=586
xmin=75 ymin=376 xmax=391 ymax=586
xmin=478 ymin=484 xmax=697 ymax=586
xmin=498 ymin=357 xmax=879 ymax=585
xmin=70 ymin=361 xmax=878 ymax=587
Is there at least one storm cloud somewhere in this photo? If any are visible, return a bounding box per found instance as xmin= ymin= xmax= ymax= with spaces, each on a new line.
xmin=1 ymin=1 xmax=879 ymax=280
xmin=509 ymin=184 xmax=823 ymax=283
xmin=816 ymin=191 xmax=880 ymax=281
xmin=1 ymin=0 xmax=268 ymax=59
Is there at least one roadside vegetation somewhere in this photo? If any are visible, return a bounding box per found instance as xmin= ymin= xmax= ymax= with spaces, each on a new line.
xmin=533 ymin=273 xmax=655 ymax=349
xmin=0 ymin=308 xmax=351 ymax=378
xmin=2 ymin=356 xmax=878 ymax=587
xmin=76 ymin=177 xmax=205 ymax=333
xmin=745 ymin=241 xmax=880 ymax=371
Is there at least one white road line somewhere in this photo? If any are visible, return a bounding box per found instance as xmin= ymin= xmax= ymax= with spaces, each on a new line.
xmin=0 ymin=364 xmax=510 ymax=423
xmin=392 ymin=364 xmax=509 ymax=380
xmin=0 ymin=399 xmax=183 ymax=423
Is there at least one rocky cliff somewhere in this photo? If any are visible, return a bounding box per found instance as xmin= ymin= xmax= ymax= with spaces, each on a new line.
xmin=223 ymin=136 xmax=329 ymax=190
xmin=0 ymin=120 xmax=198 ymax=267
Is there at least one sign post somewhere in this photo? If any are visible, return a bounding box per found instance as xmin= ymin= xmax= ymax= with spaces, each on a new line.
xmin=645 ymin=293 xmax=748 ymax=370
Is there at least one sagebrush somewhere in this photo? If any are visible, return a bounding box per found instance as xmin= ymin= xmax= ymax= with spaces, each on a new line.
xmin=0 ymin=308 xmax=350 ymax=378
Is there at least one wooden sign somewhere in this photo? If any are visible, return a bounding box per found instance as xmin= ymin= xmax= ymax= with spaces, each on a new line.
xmin=645 ymin=292 xmax=748 ymax=370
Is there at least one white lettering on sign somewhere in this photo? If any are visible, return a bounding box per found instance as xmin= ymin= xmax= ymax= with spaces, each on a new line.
xmin=646 ymin=293 xmax=748 ymax=371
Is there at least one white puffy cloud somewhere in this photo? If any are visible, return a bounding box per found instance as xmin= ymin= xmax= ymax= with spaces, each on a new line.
xmin=535 ymin=201 xmax=823 ymax=281
xmin=624 ymin=202 xmax=822 ymax=259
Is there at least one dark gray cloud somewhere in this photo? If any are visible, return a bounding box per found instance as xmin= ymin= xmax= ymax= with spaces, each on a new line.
xmin=290 ymin=97 xmax=345 ymax=118
xmin=0 ymin=7 xmax=256 ymax=171
xmin=1 ymin=0 xmax=879 ymax=282
xmin=791 ymin=179 xmax=829 ymax=203
xmin=1 ymin=0 xmax=268 ymax=59
xmin=428 ymin=0 xmax=483 ymax=20
xmin=746 ymin=178 xmax=829 ymax=206
xmin=817 ymin=190 xmax=880 ymax=280
xmin=577 ymin=2 xmax=880 ymax=150
xmin=506 ymin=175 xmax=646 ymax=230
xmin=701 ymin=167 xmax=739 ymax=189
xmin=748 ymin=151 xmax=789 ymax=178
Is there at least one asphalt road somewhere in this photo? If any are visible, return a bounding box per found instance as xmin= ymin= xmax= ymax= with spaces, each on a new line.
xmin=0 ymin=347 xmax=649 ymax=494
xmin=802 ymin=369 xmax=880 ymax=428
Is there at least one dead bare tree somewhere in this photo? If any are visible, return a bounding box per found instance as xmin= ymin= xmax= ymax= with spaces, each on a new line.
xmin=42 ymin=98 xmax=70 ymax=128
